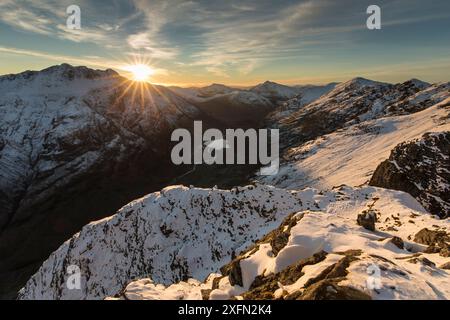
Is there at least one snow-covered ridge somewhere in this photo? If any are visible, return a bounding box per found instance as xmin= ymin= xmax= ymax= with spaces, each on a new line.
xmin=19 ymin=183 xmax=450 ymax=300
xmin=275 ymin=78 xmax=444 ymax=148
xmin=250 ymin=81 xmax=302 ymax=102
xmin=107 ymin=186 xmax=450 ymax=300
xmin=18 ymin=184 xmax=319 ymax=299
xmin=260 ymin=98 xmax=450 ymax=191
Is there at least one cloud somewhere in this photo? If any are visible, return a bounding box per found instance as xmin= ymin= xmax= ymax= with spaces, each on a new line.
xmin=0 ymin=0 xmax=449 ymax=81
xmin=0 ymin=46 xmax=116 ymax=68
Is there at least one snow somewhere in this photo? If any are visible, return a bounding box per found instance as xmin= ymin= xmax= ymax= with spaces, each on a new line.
xmin=18 ymin=184 xmax=319 ymax=299
xmin=260 ymin=98 xmax=450 ymax=190
xmin=102 ymin=186 xmax=449 ymax=300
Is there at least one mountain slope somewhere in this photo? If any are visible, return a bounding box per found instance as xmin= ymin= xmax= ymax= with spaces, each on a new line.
xmin=259 ymin=97 xmax=450 ymax=190
xmin=250 ymin=81 xmax=302 ymax=103
xmin=109 ymin=186 xmax=449 ymax=300
xmin=276 ymin=78 xmax=438 ymax=148
xmin=18 ymin=184 xmax=316 ymax=299
xmin=19 ymin=184 xmax=450 ymax=300
xmin=0 ymin=64 xmax=207 ymax=298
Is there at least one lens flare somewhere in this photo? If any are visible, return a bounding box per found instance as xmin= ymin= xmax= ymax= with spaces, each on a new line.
xmin=122 ymin=64 xmax=154 ymax=81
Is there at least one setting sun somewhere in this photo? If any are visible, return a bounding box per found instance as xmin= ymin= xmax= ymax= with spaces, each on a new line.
xmin=122 ymin=64 xmax=154 ymax=81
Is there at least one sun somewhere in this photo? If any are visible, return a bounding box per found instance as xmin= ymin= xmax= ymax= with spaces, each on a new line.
xmin=122 ymin=64 xmax=154 ymax=82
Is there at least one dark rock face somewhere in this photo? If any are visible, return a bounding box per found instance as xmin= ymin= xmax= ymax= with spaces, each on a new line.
xmin=370 ymin=132 xmax=450 ymax=219
xmin=357 ymin=212 xmax=376 ymax=231
xmin=242 ymin=251 xmax=328 ymax=300
xmin=414 ymin=228 xmax=450 ymax=257
xmin=389 ymin=237 xmax=405 ymax=250
xmin=414 ymin=228 xmax=449 ymax=246
xmin=297 ymin=279 xmax=372 ymax=300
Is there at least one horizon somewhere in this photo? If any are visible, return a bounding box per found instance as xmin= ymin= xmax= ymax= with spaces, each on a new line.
xmin=0 ymin=62 xmax=440 ymax=88
xmin=0 ymin=0 xmax=450 ymax=86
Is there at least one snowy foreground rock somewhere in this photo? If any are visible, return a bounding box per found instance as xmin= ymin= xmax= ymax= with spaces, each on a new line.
xmin=19 ymin=184 xmax=450 ymax=300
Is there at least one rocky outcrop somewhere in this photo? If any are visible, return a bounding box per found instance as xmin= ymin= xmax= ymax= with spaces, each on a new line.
xmin=370 ymin=132 xmax=450 ymax=218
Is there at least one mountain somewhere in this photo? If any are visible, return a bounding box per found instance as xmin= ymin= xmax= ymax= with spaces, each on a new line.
xmin=266 ymin=83 xmax=337 ymax=122
xmin=169 ymin=83 xmax=236 ymax=100
xmin=192 ymin=91 xmax=273 ymax=126
xmin=0 ymin=64 xmax=215 ymax=298
xmin=250 ymin=81 xmax=302 ymax=103
xmin=274 ymin=78 xmax=440 ymax=148
xmin=259 ymin=97 xmax=450 ymax=190
xmin=294 ymin=82 xmax=338 ymax=105
xmin=18 ymin=184 xmax=311 ymax=299
xmin=19 ymin=184 xmax=450 ymax=300
xmin=370 ymin=131 xmax=450 ymax=218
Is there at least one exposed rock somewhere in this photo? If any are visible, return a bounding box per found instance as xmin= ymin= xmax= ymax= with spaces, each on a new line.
xmin=439 ymin=262 xmax=450 ymax=270
xmin=414 ymin=228 xmax=449 ymax=245
xmin=370 ymin=132 xmax=450 ymax=219
xmin=242 ymin=251 xmax=328 ymax=300
xmin=407 ymin=257 xmax=436 ymax=268
xmin=389 ymin=237 xmax=405 ymax=250
xmin=221 ymin=258 xmax=244 ymax=287
xmin=296 ymin=279 xmax=371 ymax=300
xmin=357 ymin=212 xmax=376 ymax=231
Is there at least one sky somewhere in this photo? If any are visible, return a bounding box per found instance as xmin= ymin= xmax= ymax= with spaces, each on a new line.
xmin=0 ymin=0 xmax=449 ymax=86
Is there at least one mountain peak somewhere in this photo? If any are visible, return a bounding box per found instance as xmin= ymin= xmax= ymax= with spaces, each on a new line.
xmin=41 ymin=63 xmax=119 ymax=79
xmin=402 ymin=78 xmax=430 ymax=88
xmin=0 ymin=64 xmax=119 ymax=84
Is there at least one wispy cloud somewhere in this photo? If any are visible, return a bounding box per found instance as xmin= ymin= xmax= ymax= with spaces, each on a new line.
xmin=0 ymin=0 xmax=449 ymax=83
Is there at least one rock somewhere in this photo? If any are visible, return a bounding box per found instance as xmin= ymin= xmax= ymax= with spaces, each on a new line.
xmin=242 ymin=251 xmax=328 ymax=300
xmin=357 ymin=211 xmax=376 ymax=231
xmin=370 ymin=132 xmax=450 ymax=219
xmin=414 ymin=228 xmax=449 ymax=246
xmin=389 ymin=236 xmax=404 ymax=249
xmin=201 ymin=289 xmax=212 ymax=300
xmin=407 ymin=257 xmax=436 ymax=267
xmin=220 ymin=258 xmax=243 ymax=287
xmin=303 ymin=255 xmax=358 ymax=288
xmin=439 ymin=262 xmax=450 ymax=270
xmin=297 ymin=279 xmax=371 ymax=300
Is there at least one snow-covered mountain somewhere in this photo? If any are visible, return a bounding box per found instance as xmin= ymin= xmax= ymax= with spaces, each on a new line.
xmin=250 ymin=81 xmax=302 ymax=103
xmin=111 ymin=186 xmax=450 ymax=300
xmin=259 ymin=97 xmax=450 ymax=191
xmin=0 ymin=64 xmax=208 ymax=298
xmin=170 ymin=81 xmax=336 ymax=126
xmin=18 ymin=184 xmax=313 ymax=299
xmin=19 ymin=184 xmax=450 ymax=300
xmin=275 ymin=78 xmax=441 ymax=148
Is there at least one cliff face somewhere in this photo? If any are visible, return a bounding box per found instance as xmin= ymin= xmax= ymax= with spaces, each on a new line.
xmin=370 ymin=132 xmax=450 ymax=219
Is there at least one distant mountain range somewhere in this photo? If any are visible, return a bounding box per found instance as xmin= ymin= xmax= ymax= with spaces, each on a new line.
xmin=1 ymin=64 xmax=449 ymax=300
